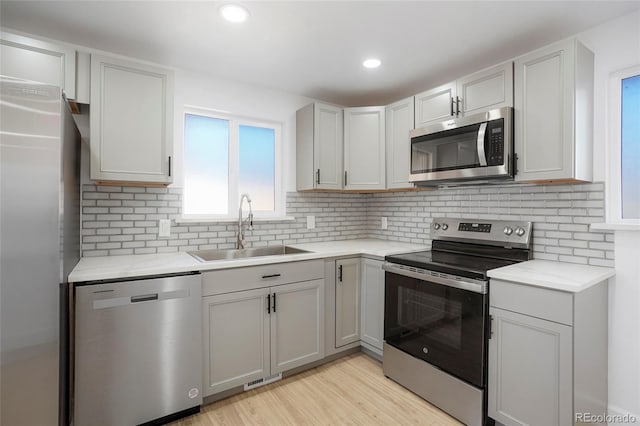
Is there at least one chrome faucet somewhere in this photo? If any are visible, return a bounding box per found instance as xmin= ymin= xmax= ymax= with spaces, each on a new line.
xmin=236 ymin=193 xmax=254 ymax=249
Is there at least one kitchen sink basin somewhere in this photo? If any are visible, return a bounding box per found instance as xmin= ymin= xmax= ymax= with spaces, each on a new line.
xmin=188 ymin=246 xmax=310 ymax=262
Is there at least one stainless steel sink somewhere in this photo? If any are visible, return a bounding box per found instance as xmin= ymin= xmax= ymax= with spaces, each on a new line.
xmin=188 ymin=246 xmax=310 ymax=262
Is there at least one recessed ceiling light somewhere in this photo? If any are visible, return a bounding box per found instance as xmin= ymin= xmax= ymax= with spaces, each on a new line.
xmin=220 ymin=4 xmax=249 ymax=23
xmin=363 ymin=58 xmax=381 ymax=69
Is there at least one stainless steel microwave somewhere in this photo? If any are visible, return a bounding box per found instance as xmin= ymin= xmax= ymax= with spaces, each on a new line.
xmin=409 ymin=107 xmax=514 ymax=185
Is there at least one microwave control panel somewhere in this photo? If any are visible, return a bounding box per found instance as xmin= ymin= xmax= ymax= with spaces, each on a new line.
xmin=487 ymin=119 xmax=504 ymax=166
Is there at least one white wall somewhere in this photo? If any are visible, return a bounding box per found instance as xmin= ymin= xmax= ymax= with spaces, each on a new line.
xmin=577 ymin=10 xmax=640 ymax=422
xmin=171 ymin=69 xmax=314 ymax=191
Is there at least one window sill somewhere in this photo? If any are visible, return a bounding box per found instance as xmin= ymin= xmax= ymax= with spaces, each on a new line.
xmin=175 ymin=216 xmax=296 ymax=224
xmin=590 ymin=222 xmax=640 ymax=231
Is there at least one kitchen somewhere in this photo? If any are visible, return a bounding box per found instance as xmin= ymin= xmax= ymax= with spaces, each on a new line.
xmin=0 ymin=1 xmax=639 ymax=426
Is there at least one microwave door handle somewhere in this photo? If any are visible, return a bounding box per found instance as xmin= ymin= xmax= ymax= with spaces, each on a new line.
xmin=477 ymin=122 xmax=488 ymax=166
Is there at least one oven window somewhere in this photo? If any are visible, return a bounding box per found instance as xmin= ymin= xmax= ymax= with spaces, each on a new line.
xmin=397 ymin=286 xmax=463 ymax=351
xmin=384 ymin=271 xmax=487 ymax=387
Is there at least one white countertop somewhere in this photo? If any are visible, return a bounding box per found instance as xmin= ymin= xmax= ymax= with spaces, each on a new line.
xmin=487 ymin=259 xmax=615 ymax=293
xmin=69 ymin=239 xmax=428 ymax=282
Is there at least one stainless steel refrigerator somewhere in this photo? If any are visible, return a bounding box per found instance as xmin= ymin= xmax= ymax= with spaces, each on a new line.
xmin=0 ymin=76 xmax=80 ymax=426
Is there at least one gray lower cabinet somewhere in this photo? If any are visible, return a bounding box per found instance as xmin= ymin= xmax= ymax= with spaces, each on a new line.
xmin=202 ymin=287 xmax=270 ymax=396
xmin=203 ymin=278 xmax=324 ymax=396
xmin=335 ymin=258 xmax=361 ymax=347
xmin=360 ymin=258 xmax=384 ymax=354
xmin=488 ymin=307 xmax=572 ymax=426
xmin=488 ymin=279 xmax=608 ymax=426
xmin=270 ymin=279 xmax=325 ymax=374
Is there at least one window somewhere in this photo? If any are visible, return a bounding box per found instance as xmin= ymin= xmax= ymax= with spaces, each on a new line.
xmin=606 ymin=66 xmax=640 ymax=226
xmin=621 ymin=74 xmax=640 ymax=219
xmin=183 ymin=108 xmax=282 ymax=219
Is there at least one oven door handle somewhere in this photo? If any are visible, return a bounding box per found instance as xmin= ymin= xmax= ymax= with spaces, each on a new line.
xmin=382 ymin=262 xmax=487 ymax=294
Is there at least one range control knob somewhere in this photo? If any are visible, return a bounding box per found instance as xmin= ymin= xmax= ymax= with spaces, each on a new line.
xmin=441 ymin=224 xmax=449 ymax=230
xmin=433 ymin=223 xmax=441 ymax=230
xmin=515 ymin=227 xmax=526 ymax=237
xmin=503 ymin=226 xmax=513 ymax=236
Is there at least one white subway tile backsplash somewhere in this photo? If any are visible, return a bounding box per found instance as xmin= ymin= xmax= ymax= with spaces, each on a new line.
xmin=365 ymin=182 xmax=613 ymax=267
xmin=81 ymin=183 xmax=614 ymax=266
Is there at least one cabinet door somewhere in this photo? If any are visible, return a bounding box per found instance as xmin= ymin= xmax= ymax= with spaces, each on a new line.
xmin=270 ymin=279 xmax=325 ymax=374
xmin=488 ymin=307 xmax=573 ymax=426
xmin=1 ymin=31 xmax=76 ymax=99
xmin=457 ymin=62 xmax=513 ymax=116
xmin=514 ymin=40 xmax=576 ymax=182
xmin=360 ymin=258 xmax=384 ymax=353
xmin=386 ymin=97 xmax=415 ymax=189
xmin=203 ymin=288 xmax=270 ymax=396
xmin=335 ymin=258 xmax=361 ymax=347
xmin=344 ymin=106 xmax=385 ymax=190
xmin=90 ymin=55 xmax=173 ymax=184
xmin=414 ymin=82 xmax=456 ymax=128
xmin=314 ymin=103 xmax=343 ymax=190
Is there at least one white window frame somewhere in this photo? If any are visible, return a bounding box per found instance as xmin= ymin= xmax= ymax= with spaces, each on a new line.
xmin=181 ymin=106 xmax=284 ymax=221
xmin=603 ymin=65 xmax=640 ymax=229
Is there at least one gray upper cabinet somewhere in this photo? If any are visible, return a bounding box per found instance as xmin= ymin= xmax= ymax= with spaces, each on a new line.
xmin=414 ymin=82 xmax=457 ymax=128
xmin=1 ymin=31 xmax=77 ymax=100
xmin=456 ymin=62 xmax=513 ymax=117
xmin=514 ymin=39 xmax=594 ymax=183
xmin=335 ymin=258 xmax=361 ymax=347
xmin=488 ymin=278 xmax=608 ymax=426
xmin=385 ymin=97 xmax=415 ymax=189
xmin=344 ymin=106 xmax=386 ymax=190
xmin=414 ymin=62 xmax=513 ymax=129
xmin=90 ymin=54 xmax=174 ymax=184
xmin=296 ymin=102 xmax=344 ymax=190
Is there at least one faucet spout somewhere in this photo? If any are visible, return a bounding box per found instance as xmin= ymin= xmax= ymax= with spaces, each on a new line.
xmin=237 ymin=193 xmax=253 ymax=249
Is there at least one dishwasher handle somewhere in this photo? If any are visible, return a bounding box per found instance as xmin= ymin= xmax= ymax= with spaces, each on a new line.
xmin=131 ymin=293 xmax=158 ymax=303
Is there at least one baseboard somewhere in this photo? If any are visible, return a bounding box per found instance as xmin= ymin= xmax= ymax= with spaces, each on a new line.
xmin=360 ymin=343 xmax=382 ymax=361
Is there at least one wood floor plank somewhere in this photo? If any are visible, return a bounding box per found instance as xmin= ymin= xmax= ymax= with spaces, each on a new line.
xmin=172 ymin=353 xmax=463 ymax=425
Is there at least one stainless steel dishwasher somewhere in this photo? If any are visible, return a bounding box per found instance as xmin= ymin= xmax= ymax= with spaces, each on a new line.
xmin=73 ymin=272 xmax=202 ymax=425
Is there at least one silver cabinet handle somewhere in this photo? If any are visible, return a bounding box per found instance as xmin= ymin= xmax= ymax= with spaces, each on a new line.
xmin=316 ymin=169 xmax=320 ymax=185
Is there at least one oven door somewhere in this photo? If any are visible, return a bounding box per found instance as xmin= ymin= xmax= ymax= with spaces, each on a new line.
xmin=383 ymin=265 xmax=487 ymax=388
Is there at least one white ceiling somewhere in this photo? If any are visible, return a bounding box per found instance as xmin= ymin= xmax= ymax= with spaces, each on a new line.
xmin=2 ymin=1 xmax=639 ymax=106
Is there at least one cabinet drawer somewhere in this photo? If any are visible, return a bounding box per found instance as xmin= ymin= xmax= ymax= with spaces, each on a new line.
xmin=203 ymin=260 xmax=324 ymax=296
xmin=490 ymin=279 xmax=573 ymax=326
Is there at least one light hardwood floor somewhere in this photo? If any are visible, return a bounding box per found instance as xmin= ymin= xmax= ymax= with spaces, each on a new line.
xmin=173 ymin=353 xmax=463 ymax=425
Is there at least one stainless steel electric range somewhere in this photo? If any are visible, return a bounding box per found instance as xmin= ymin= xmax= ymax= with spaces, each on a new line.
xmin=382 ymin=217 xmax=533 ymax=426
